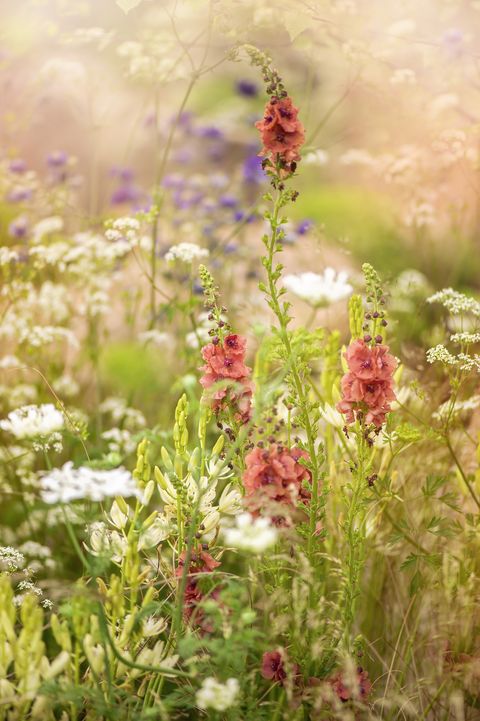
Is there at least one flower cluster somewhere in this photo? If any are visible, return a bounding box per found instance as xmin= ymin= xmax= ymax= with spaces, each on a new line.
xmin=283 ymin=268 xmax=353 ymax=307
xmin=256 ymin=96 xmax=305 ymax=175
xmin=222 ymin=513 xmax=277 ymax=553
xmin=200 ymin=334 xmax=254 ymax=422
xmin=176 ymin=548 xmax=220 ymax=633
xmin=337 ymin=340 xmax=397 ymax=427
xmin=40 ymin=462 xmax=141 ymax=504
xmin=242 ymin=444 xmax=311 ymax=521
xmin=195 ymin=677 xmax=239 ymax=711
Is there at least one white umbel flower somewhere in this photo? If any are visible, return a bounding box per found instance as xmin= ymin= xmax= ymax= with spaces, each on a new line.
xmin=0 ymin=404 xmax=64 ymax=439
xmin=165 ymin=242 xmax=209 ymax=263
xmin=283 ymin=268 xmax=353 ymax=307
xmin=196 ymin=677 xmax=239 ymax=711
xmin=40 ymin=462 xmax=140 ymax=504
xmin=222 ymin=513 xmax=278 ymax=553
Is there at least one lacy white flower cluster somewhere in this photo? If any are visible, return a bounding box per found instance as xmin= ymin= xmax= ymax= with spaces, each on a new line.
xmin=222 ymin=513 xmax=278 ymax=553
xmin=195 ymin=677 xmax=240 ymax=712
xmin=427 ymin=288 xmax=480 ymax=317
xmin=283 ymin=268 xmax=353 ymax=306
xmin=40 ymin=462 xmax=141 ymax=504
xmin=105 ymin=216 xmax=140 ymax=244
xmin=0 ymin=404 xmax=64 ymax=451
xmin=426 ymin=345 xmax=480 ymax=373
xmin=165 ymin=242 xmax=209 ymax=264
xmin=0 ymin=546 xmax=26 ymax=572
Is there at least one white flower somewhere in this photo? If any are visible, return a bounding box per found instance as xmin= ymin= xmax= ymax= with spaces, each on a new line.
xmin=40 ymin=462 xmax=140 ymax=504
xmin=138 ymin=330 xmax=170 ymax=347
xmin=165 ymin=242 xmax=209 ymax=264
xmin=427 ymin=288 xmax=480 ymax=317
xmin=283 ymin=268 xmax=353 ymax=307
xmin=304 ymin=149 xmax=329 ymax=166
xmin=222 ymin=513 xmax=278 ymax=553
xmin=105 ymin=216 xmax=140 ymax=244
xmin=218 ymin=483 xmax=242 ymax=515
xmin=0 ymin=546 xmax=25 ymax=572
xmin=0 ymin=404 xmax=64 ymax=439
xmin=32 ymin=216 xmax=64 ymax=243
xmin=196 ymin=677 xmax=239 ymax=711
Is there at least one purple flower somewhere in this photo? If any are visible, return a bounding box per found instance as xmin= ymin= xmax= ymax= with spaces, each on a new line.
xmin=243 ymin=154 xmax=266 ymax=184
xmin=219 ymin=195 xmax=237 ymax=208
xmin=224 ymin=242 xmax=238 ymax=254
xmin=162 ymin=174 xmax=185 ymax=190
xmin=235 ymin=79 xmax=259 ymax=98
xmin=110 ymin=166 xmax=135 ymax=183
xmin=8 ymin=159 xmax=27 ymax=174
xmin=197 ymin=125 xmax=224 ymax=140
xmin=173 ymin=148 xmax=193 ymax=164
xmin=8 ymin=215 xmax=28 ymax=238
xmin=110 ymin=184 xmax=141 ymax=205
xmin=47 ymin=150 xmax=68 ymax=167
xmin=7 ymin=188 xmax=33 ymax=203
xmin=296 ymin=219 xmax=313 ymax=235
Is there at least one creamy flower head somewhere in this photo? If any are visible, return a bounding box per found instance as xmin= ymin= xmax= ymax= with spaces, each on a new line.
xmin=283 ymin=268 xmax=353 ymax=306
xmin=0 ymin=404 xmax=64 ymax=439
xmin=222 ymin=513 xmax=277 ymax=553
xmin=40 ymin=462 xmax=140 ymax=504
xmin=196 ymin=677 xmax=239 ymax=711
xmin=165 ymin=242 xmax=209 ymax=263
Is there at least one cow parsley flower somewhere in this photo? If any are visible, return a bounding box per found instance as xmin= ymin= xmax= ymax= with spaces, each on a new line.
xmin=427 ymin=288 xmax=480 ymax=317
xmin=0 ymin=404 xmax=64 ymax=451
xmin=40 ymin=462 xmax=140 ymax=504
xmin=196 ymin=677 xmax=240 ymax=711
xmin=165 ymin=242 xmax=209 ymax=263
xmin=0 ymin=546 xmax=26 ymax=572
xmin=222 ymin=513 xmax=277 ymax=553
xmin=283 ymin=268 xmax=353 ymax=306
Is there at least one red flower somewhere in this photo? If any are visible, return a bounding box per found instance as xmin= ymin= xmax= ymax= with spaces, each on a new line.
xmin=337 ymin=340 xmax=397 ymax=428
xmin=329 ymin=667 xmax=372 ymax=702
xmin=261 ymin=649 xmax=300 ymax=686
xmin=200 ymin=333 xmax=253 ymax=422
xmin=176 ymin=549 xmax=221 ymax=633
xmin=255 ymin=96 xmax=305 ymax=167
xmin=243 ymin=444 xmax=311 ymax=519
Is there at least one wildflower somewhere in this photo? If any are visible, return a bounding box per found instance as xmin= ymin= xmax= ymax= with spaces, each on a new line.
xmin=200 ymin=334 xmax=254 ymax=422
xmin=283 ymin=268 xmax=353 ymax=307
xmin=243 ymin=444 xmax=311 ymax=519
xmin=427 ymin=288 xmax=480 ymax=317
xmin=165 ymin=242 xmax=209 ymax=263
xmin=0 ymin=546 xmax=26 ymax=572
xmin=0 ymin=404 xmax=64 ymax=440
xmin=40 ymin=462 xmax=140 ymax=504
xmin=337 ymin=339 xmax=397 ymax=428
xmin=8 ymin=215 xmax=28 ymax=239
xmin=196 ymin=677 xmax=239 ymax=711
xmin=32 ymin=216 xmax=64 ymax=243
xmin=235 ymin=78 xmax=258 ymax=97
xmin=256 ymin=95 xmax=305 ymax=169
xmin=261 ymin=649 xmax=300 ymax=685
xmin=329 ymin=666 xmax=372 ymax=702
xmin=176 ymin=548 xmax=221 ymax=631
xmin=222 ymin=513 xmax=278 ymax=553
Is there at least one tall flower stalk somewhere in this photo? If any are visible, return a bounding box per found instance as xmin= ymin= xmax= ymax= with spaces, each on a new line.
xmin=248 ymin=47 xmax=323 ymax=558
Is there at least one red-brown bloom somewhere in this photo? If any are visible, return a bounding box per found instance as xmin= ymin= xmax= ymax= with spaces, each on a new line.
xmin=261 ymin=649 xmax=300 ymax=686
xmin=255 ymin=96 xmax=305 ymax=167
xmin=243 ymin=444 xmax=311 ymax=520
xmin=176 ymin=549 xmax=221 ymax=633
xmin=337 ymin=339 xmax=397 ymax=427
xmin=329 ymin=666 xmax=372 ymax=702
xmin=200 ymin=333 xmax=253 ymax=422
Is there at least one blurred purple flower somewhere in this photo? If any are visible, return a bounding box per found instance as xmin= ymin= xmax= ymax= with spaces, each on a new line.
xmin=8 ymin=159 xmax=27 ymax=174
xmin=8 ymin=215 xmax=28 ymax=238
xmin=219 ymin=194 xmax=237 ymax=208
xmin=110 ymin=184 xmax=141 ymax=205
xmin=296 ymin=219 xmax=313 ymax=235
xmin=243 ymin=154 xmax=266 ymax=184
xmin=235 ymin=79 xmax=259 ymax=98
xmin=110 ymin=166 xmax=135 ymax=183
xmin=47 ymin=150 xmax=68 ymax=167
xmin=197 ymin=125 xmax=224 ymax=140
xmin=7 ymin=188 xmax=33 ymax=202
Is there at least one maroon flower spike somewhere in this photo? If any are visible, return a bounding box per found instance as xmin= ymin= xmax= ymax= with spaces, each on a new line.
xmin=243 ymin=444 xmax=311 ymax=521
xmin=200 ymin=333 xmax=254 ymax=422
xmin=255 ymin=96 xmax=305 ymax=170
xmin=176 ymin=549 xmax=221 ymax=634
xmin=336 ymin=339 xmax=397 ymax=428
xmin=261 ymin=650 xmax=300 ymax=686
xmin=329 ymin=667 xmax=372 ymax=703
